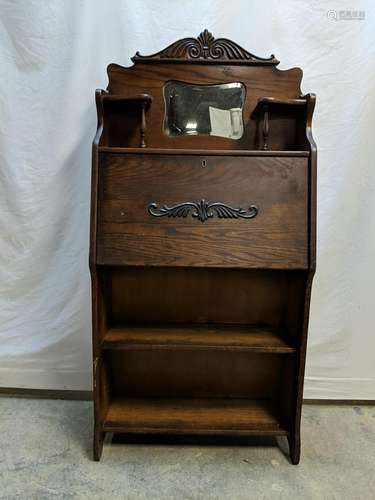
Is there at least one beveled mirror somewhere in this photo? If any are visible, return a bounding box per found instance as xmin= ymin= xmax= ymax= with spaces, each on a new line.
xmin=163 ymin=81 xmax=245 ymax=139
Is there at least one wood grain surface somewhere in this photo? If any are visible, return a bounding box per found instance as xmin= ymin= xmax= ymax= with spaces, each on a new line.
xmin=104 ymin=397 xmax=287 ymax=435
xmin=106 ymin=350 xmax=287 ymax=399
xmin=104 ymin=62 xmax=303 ymax=150
xmin=110 ymin=267 xmax=304 ymax=328
xmin=101 ymin=324 xmax=296 ymax=353
xmin=97 ymin=154 xmax=308 ymax=268
xmin=103 ymin=397 xmax=287 ymax=435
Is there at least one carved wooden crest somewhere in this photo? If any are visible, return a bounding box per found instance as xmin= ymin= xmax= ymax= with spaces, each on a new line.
xmin=132 ymin=29 xmax=279 ymax=65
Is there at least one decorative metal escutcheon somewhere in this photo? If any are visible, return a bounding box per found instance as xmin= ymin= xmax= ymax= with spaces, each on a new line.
xmin=148 ymin=199 xmax=258 ymax=223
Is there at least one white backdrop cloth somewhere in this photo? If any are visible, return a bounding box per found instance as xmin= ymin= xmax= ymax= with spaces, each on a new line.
xmin=1 ymin=0 xmax=374 ymax=398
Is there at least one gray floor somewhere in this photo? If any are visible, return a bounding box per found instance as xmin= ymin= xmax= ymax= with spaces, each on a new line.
xmin=0 ymin=397 xmax=374 ymax=499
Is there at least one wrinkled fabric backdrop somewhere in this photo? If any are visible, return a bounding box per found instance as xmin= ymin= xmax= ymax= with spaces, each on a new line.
xmin=0 ymin=0 xmax=374 ymax=398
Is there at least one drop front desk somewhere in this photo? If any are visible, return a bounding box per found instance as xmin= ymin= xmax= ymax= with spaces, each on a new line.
xmin=90 ymin=30 xmax=317 ymax=463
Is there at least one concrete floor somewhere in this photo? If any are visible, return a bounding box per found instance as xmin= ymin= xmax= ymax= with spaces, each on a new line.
xmin=0 ymin=397 xmax=374 ymax=499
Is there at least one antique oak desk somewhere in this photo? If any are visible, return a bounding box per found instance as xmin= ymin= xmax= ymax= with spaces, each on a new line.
xmin=90 ymin=30 xmax=316 ymax=463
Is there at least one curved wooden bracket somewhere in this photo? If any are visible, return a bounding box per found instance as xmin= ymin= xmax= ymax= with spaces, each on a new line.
xmin=302 ymin=93 xmax=317 ymax=155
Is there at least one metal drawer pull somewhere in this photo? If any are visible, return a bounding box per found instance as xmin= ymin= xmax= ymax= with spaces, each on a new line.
xmin=148 ymin=199 xmax=258 ymax=223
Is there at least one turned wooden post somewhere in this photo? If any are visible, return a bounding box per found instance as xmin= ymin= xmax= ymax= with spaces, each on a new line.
xmin=140 ymin=101 xmax=147 ymax=148
xmin=262 ymin=104 xmax=269 ymax=150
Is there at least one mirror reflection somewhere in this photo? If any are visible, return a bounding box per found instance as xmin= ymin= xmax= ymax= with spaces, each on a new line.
xmin=164 ymin=81 xmax=245 ymax=139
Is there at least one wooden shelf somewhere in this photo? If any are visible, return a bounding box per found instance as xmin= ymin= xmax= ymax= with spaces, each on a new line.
xmin=101 ymin=324 xmax=296 ymax=353
xmin=102 ymin=93 xmax=153 ymax=104
xmin=103 ymin=397 xmax=287 ymax=435
xmin=98 ymin=146 xmax=309 ymax=156
xmin=258 ymin=97 xmax=307 ymax=107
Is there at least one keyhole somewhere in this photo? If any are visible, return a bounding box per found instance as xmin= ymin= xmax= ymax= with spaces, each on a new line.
xmin=202 ymin=160 xmax=207 ymax=168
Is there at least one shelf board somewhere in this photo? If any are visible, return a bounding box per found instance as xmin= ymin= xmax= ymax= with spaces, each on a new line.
xmin=103 ymin=397 xmax=287 ymax=435
xmin=102 ymin=93 xmax=152 ymax=104
xmin=258 ymin=96 xmax=307 ymax=107
xmin=101 ymin=324 xmax=296 ymax=353
xmin=98 ymin=147 xmax=309 ymax=157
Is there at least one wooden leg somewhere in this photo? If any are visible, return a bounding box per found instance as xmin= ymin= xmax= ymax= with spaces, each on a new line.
xmin=94 ymin=429 xmax=105 ymax=461
xmin=288 ymin=433 xmax=301 ymax=465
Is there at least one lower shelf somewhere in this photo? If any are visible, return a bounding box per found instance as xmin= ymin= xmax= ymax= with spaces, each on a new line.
xmin=103 ymin=398 xmax=287 ymax=436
